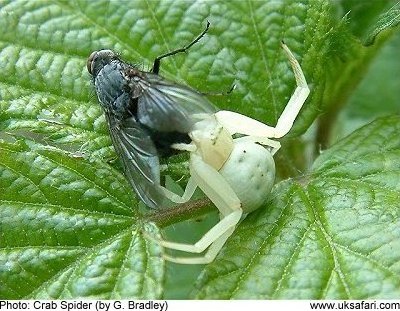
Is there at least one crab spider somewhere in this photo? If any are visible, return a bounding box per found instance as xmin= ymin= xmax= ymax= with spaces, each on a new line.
xmin=147 ymin=42 xmax=310 ymax=264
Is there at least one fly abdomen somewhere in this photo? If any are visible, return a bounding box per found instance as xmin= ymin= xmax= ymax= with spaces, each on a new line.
xmin=147 ymin=129 xmax=191 ymax=157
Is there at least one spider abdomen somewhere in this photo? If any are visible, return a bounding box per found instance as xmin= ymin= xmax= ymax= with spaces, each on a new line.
xmin=219 ymin=141 xmax=275 ymax=213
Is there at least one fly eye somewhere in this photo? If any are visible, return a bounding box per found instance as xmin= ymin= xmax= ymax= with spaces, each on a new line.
xmin=87 ymin=50 xmax=117 ymax=76
xmin=87 ymin=51 xmax=98 ymax=75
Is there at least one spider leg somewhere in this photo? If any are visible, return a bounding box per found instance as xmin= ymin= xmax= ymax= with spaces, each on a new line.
xmin=233 ymin=135 xmax=281 ymax=155
xmin=159 ymin=177 xmax=197 ymax=204
xmin=162 ymin=226 xmax=235 ymax=264
xmin=145 ymin=154 xmax=242 ymax=264
xmin=215 ymin=42 xmax=309 ymax=139
xmin=274 ymin=42 xmax=310 ymax=137
xmin=156 ymin=142 xmax=198 ymax=204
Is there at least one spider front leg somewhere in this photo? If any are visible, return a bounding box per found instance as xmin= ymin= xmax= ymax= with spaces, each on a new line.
xmin=145 ymin=154 xmax=243 ymax=264
xmin=159 ymin=177 xmax=197 ymax=204
xmin=215 ymin=42 xmax=309 ymax=139
xmin=157 ymin=142 xmax=198 ymax=204
xmin=233 ymin=135 xmax=281 ymax=155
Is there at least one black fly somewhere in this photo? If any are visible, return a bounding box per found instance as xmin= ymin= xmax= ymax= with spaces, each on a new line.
xmin=87 ymin=22 xmax=216 ymax=209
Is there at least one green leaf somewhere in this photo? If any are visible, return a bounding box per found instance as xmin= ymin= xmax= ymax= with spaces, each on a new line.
xmin=0 ymin=139 xmax=164 ymax=299
xmin=193 ymin=116 xmax=400 ymax=299
xmin=363 ymin=1 xmax=400 ymax=46
xmin=1 ymin=0 xmax=399 ymax=299
xmin=333 ymin=0 xmax=399 ymax=42
xmin=333 ymin=32 xmax=400 ymax=143
xmin=300 ymin=1 xmax=400 ymax=151
xmin=0 ymin=0 xmax=389 ymax=143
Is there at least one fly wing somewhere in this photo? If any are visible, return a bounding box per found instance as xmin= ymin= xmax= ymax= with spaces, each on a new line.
xmin=136 ymin=72 xmax=218 ymax=133
xmin=106 ymin=112 xmax=165 ymax=209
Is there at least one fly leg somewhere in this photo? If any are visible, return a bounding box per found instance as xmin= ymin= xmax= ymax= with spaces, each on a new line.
xmin=151 ymin=21 xmax=210 ymax=74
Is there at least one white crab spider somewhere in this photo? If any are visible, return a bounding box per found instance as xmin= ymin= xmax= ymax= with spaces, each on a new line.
xmin=147 ymin=42 xmax=310 ymax=264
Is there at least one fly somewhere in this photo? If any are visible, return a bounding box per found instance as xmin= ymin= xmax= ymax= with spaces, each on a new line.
xmin=87 ymin=22 xmax=216 ymax=208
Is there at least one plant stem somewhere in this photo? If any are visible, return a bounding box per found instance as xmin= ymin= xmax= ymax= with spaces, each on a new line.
xmin=145 ymin=197 xmax=214 ymax=227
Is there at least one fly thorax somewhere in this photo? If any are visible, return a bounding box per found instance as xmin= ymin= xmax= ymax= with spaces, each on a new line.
xmin=125 ymin=69 xmax=148 ymax=98
xmin=94 ymin=61 xmax=127 ymax=110
xmin=190 ymin=115 xmax=233 ymax=170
